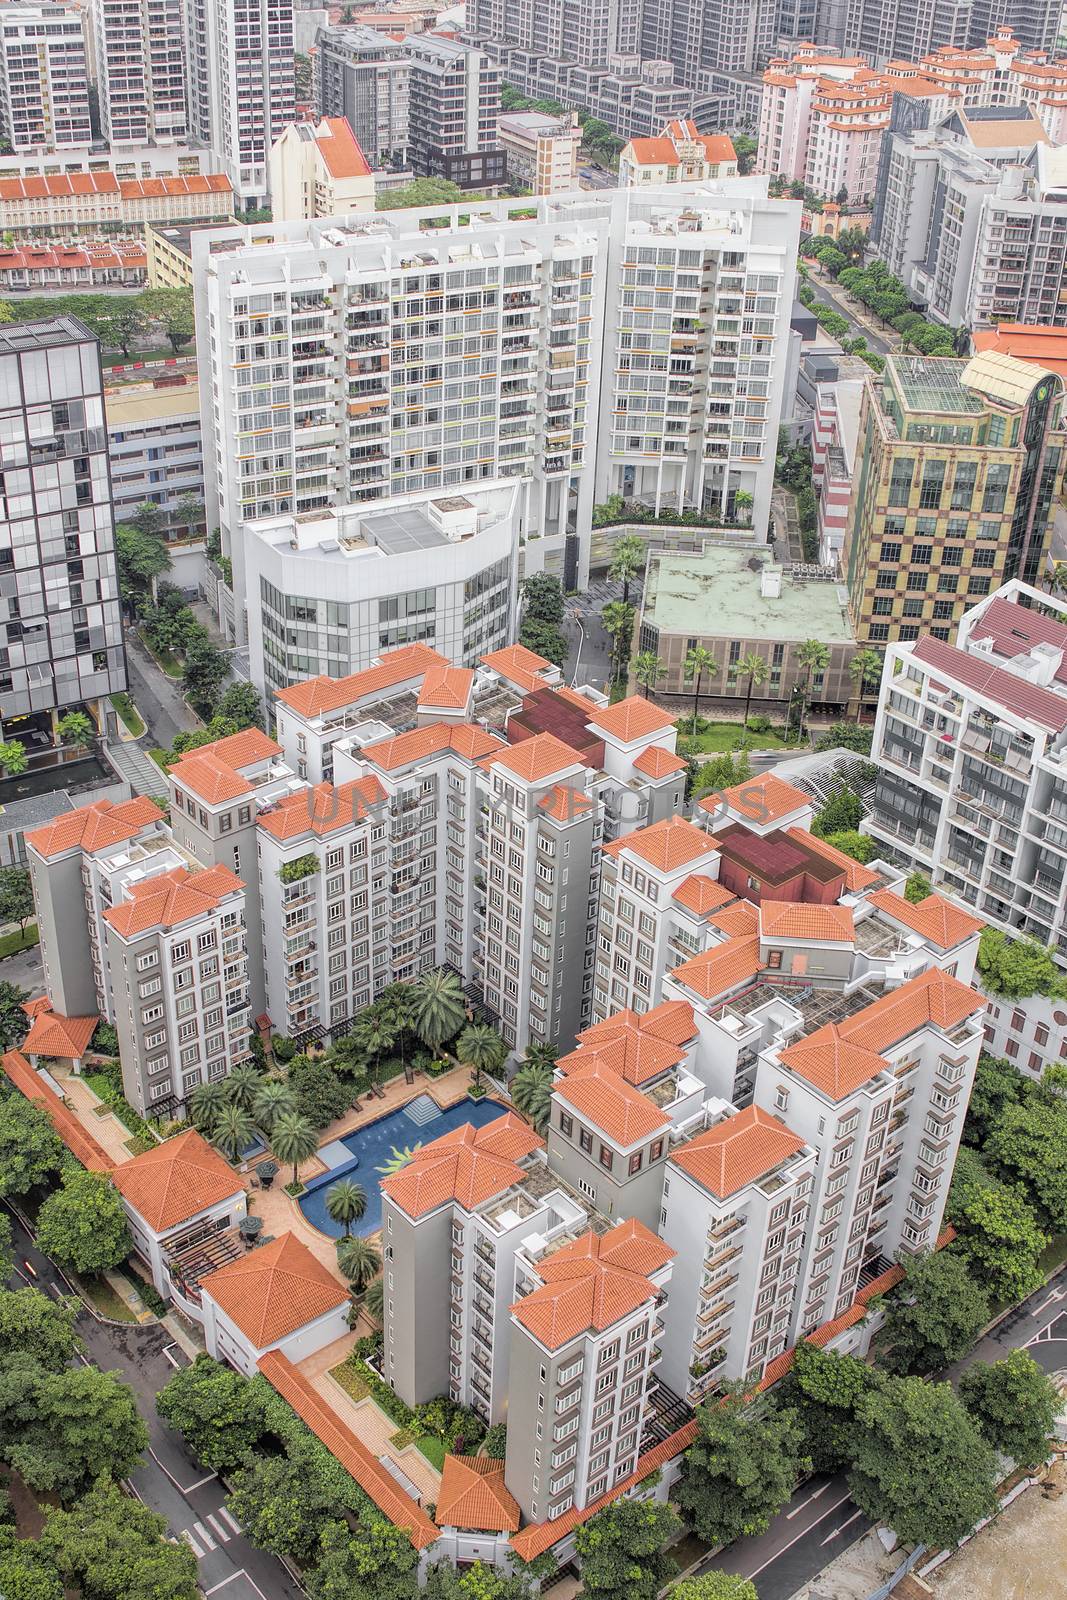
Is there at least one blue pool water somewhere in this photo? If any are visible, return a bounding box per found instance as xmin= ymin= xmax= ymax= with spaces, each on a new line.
xmin=298 ymin=1093 xmax=507 ymax=1237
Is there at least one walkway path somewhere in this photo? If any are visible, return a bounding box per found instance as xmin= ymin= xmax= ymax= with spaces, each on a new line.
xmin=105 ymin=738 xmax=166 ymax=797
xmin=123 ymin=627 xmax=200 ymax=750
xmin=52 ymin=1064 xmax=141 ymax=1165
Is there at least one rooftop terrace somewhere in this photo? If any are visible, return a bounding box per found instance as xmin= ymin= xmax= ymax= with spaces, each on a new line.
xmin=643 ymin=548 xmax=853 ymax=643
xmin=887 ymin=354 xmax=983 ymax=415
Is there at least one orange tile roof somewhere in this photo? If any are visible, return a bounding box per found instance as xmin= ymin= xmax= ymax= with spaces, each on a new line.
xmin=627 ymin=136 xmax=681 ymax=164
xmin=632 ymin=743 xmax=688 ymax=779
xmin=554 ymin=1058 xmax=671 ymax=1144
xmin=437 ymin=1455 xmax=520 ymax=1532
xmin=539 ymin=783 xmax=596 ymax=822
xmin=202 ymin=1231 xmax=347 ymax=1347
xmin=316 ymin=116 xmax=372 ymax=178
xmin=0 ymin=173 xmax=120 ymax=199
xmin=673 ymin=1106 xmax=807 ymax=1198
xmin=360 ymin=721 xmax=504 ymax=772
xmin=479 ymin=643 xmax=556 ymax=693
xmin=381 ymin=1112 xmax=543 ymax=1219
xmin=511 ymin=1219 xmax=672 ymax=1351
xmin=25 ymin=795 xmax=162 ymax=860
xmin=759 ymin=901 xmax=855 ymax=943
xmin=973 ymin=322 xmax=1067 ymax=382
xmin=21 ymin=1003 xmax=98 ymax=1060
xmin=707 ymin=772 xmax=811 ymax=826
xmin=119 ymin=174 xmax=232 ymax=198
xmin=172 ymin=727 xmax=281 ymax=804
xmin=641 ymin=998 xmax=699 ymax=1045
xmin=785 ymin=827 xmax=880 ymax=891
xmin=489 ymin=732 xmax=586 ymax=783
xmin=103 ymin=864 xmax=243 ymax=938
xmin=831 ymin=966 xmax=984 ymax=1054
xmin=670 ymin=934 xmax=761 ymax=1001
xmin=699 ymin=134 xmax=737 ymax=162
xmin=20 ymin=995 xmax=53 ymax=1020
xmin=111 ymin=1127 xmax=242 ymax=1231
xmin=1 ymin=1050 xmax=114 ymax=1172
xmin=417 ymin=665 xmax=474 ymax=711
xmin=778 ymin=1026 xmax=890 ymax=1099
xmin=258 ymin=1351 xmax=440 ymax=1549
xmin=586 ymin=695 xmax=676 ymax=743
xmin=603 ymin=816 xmax=722 ymax=874
xmin=275 ymin=644 xmax=448 ymax=717
xmin=257 ymin=776 xmax=386 ymax=840
xmin=671 ymin=874 xmax=738 ymax=917
xmin=867 ymin=888 xmax=983 ymax=949
xmin=559 ymin=1021 xmax=685 ymax=1087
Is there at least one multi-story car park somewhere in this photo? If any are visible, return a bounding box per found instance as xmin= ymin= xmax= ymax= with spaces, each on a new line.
xmin=193 ymin=184 xmax=798 ymax=640
xmin=0 ymin=5 xmax=92 ymax=153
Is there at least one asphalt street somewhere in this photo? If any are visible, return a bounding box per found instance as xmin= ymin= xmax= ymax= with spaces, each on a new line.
xmin=696 ymin=1264 xmax=1067 ymax=1599
xmin=122 ymin=628 xmax=200 ymax=750
xmin=803 ymin=276 xmax=892 ymax=356
xmin=7 ymin=1208 xmax=304 ymax=1600
xmin=0 ymin=942 xmax=45 ymax=997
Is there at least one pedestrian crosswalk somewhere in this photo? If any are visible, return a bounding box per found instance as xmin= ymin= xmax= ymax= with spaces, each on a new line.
xmin=180 ymin=1506 xmax=242 ymax=1559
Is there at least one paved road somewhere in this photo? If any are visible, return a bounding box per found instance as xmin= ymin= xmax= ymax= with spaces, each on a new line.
xmin=122 ymin=628 xmax=200 ymax=750
xmin=696 ymin=1264 xmax=1067 ymax=1599
xmin=7 ymin=1209 xmax=304 ymax=1600
xmin=579 ymin=166 xmax=616 ymax=191
xmin=804 ymin=276 xmax=892 ymax=356
xmin=0 ymin=942 xmax=45 ymax=996
xmin=563 ymin=577 xmax=640 ymax=691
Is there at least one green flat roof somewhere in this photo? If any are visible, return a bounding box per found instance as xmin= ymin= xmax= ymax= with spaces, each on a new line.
xmin=643 ymin=547 xmax=854 ymax=643
xmin=888 ymin=355 xmax=983 ymax=415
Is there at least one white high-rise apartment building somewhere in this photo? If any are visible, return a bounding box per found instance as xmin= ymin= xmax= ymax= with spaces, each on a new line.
xmin=185 ymin=0 xmax=294 ymax=207
xmin=0 ymin=5 xmax=92 ymax=153
xmin=92 ymin=0 xmax=188 ymax=147
xmin=193 ymin=184 xmax=799 ymax=645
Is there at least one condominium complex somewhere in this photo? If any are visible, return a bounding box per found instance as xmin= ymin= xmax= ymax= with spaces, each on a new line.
xmin=405 ymin=35 xmax=504 ymax=190
xmin=758 ymin=48 xmax=890 ymax=201
xmin=841 ymin=351 xmax=1065 ymax=647
xmin=478 ymin=52 xmax=692 ymax=141
xmin=840 ymin=0 xmax=1060 ymax=62
xmin=193 ymin=185 xmax=799 ymax=646
xmin=619 ymin=122 xmax=738 ymax=187
xmin=269 ymin=117 xmax=375 ymax=223
xmin=185 ymin=0 xmax=295 ymax=207
xmin=0 ymin=317 xmax=127 ymax=741
xmin=866 ymin=578 xmax=1067 ymax=963
xmin=92 ymin=0 xmax=188 ymax=147
xmin=0 ymin=4 xmax=92 ymax=153
xmin=313 ymin=25 xmax=410 ymax=166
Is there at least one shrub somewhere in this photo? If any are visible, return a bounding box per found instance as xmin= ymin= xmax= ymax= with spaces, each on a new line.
xmin=746 ymin=714 xmax=772 ymax=733
xmin=483 ymin=1422 xmax=507 ymax=1459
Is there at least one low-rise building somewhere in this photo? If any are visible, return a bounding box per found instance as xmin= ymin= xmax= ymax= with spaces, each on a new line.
xmin=0 ymin=242 xmax=147 ymax=292
xmin=199 ymin=1232 xmax=350 ymax=1376
xmin=619 ymin=122 xmax=737 ymax=188
xmin=105 ymin=376 xmax=205 ymax=537
xmin=111 ymin=1127 xmax=247 ymax=1300
xmin=637 ymin=545 xmax=857 ymax=716
xmin=0 ymin=172 xmax=234 ymax=239
xmin=497 ymin=110 xmax=581 ymax=195
xmin=269 ymin=117 xmax=375 ymax=222
xmin=144 ymin=224 xmax=197 ymax=288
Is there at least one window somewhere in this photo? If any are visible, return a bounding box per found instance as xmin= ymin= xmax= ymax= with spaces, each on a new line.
xmin=887 ymin=461 xmax=913 ymax=507
xmin=599 ymin=1145 xmax=614 ymax=1171
xmin=628 ymin=1151 xmax=643 ymax=1176
xmin=559 ymin=1111 xmax=573 ymax=1137
xmin=579 ymin=1127 xmax=593 ymax=1154
xmin=766 ymin=949 xmax=782 ymax=969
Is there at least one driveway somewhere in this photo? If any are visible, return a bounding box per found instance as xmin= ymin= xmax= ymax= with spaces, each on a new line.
xmin=563 ymin=577 xmax=641 ymax=691
xmin=0 ymin=942 xmax=45 ymax=997
xmin=122 ymin=629 xmax=200 ymax=750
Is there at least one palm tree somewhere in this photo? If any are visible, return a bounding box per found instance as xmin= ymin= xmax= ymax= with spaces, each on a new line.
xmin=848 ymin=647 xmax=883 ymax=715
xmin=521 ymin=1040 xmax=558 ymax=1073
xmin=337 ymin=1235 xmax=382 ymax=1294
xmin=733 ymin=651 xmax=769 ymax=727
xmin=733 ymin=489 xmax=754 ymax=524
xmin=364 ymin=1275 xmax=384 ymax=1325
xmin=253 ymin=1079 xmax=297 ymax=1132
xmin=456 ymin=1022 xmax=507 ymax=1092
xmin=684 ymin=644 xmax=718 ymax=730
xmin=796 ymin=638 xmax=831 ymax=743
xmin=189 ymin=1079 xmax=227 ymax=1133
xmin=633 ymin=650 xmax=664 ymax=700
xmin=271 ymin=1110 xmax=319 ymax=1187
xmin=1046 ymin=561 xmax=1067 ymax=599
xmin=225 ymin=1062 xmax=263 ymax=1112
xmin=601 ymin=600 xmax=635 ymax=686
xmin=410 ymin=969 xmax=467 ymax=1054
xmin=608 ymin=534 xmax=645 ymax=605
xmin=510 ymin=1061 xmax=554 ymax=1133
xmin=354 ymin=1014 xmax=397 ymax=1094
xmin=213 ymin=1103 xmax=256 ymax=1162
xmin=379 ymin=987 xmax=416 ymax=1085
xmin=377 ymin=1141 xmax=423 ymax=1177
xmin=325 ymin=1177 xmax=367 ymax=1236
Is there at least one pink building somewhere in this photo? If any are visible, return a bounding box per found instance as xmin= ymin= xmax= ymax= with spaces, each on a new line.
xmin=811 ymin=379 xmax=864 ymax=570
xmin=759 ymin=48 xmax=891 ymax=202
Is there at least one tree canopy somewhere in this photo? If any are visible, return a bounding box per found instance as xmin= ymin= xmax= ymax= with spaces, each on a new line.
xmin=0 ymin=1364 xmax=147 ymax=1501
xmin=947 ymin=1149 xmax=1048 ymax=1303
xmin=574 ymin=1498 xmax=682 ymax=1600
xmin=958 ymin=1349 xmax=1061 ymax=1468
xmin=976 ymin=927 xmax=1067 ymax=999
xmin=156 ymin=1354 xmax=270 ymax=1473
xmin=878 ymin=1250 xmax=990 ymax=1375
xmin=309 ymin=1517 xmax=420 ymax=1600
xmin=35 ymin=1170 xmax=132 ymax=1276
xmin=784 ymin=1340 xmax=878 ymax=1474
xmin=0 ymin=1094 xmax=63 ymax=1197
xmin=41 ymin=1475 xmax=200 ymax=1600
xmin=676 ymin=1388 xmax=809 ymax=1545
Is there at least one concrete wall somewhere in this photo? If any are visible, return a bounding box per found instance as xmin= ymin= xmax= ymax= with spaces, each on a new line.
xmin=382 ymin=1198 xmax=453 ymax=1404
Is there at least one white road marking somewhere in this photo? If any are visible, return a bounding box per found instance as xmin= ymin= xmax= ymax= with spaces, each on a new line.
xmin=822 ymin=1507 xmax=864 ymax=1545
xmin=180 ymin=1529 xmax=203 ymax=1559
xmin=744 ymin=1492 xmax=854 ymax=1579
xmin=206 ymin=1512 xmax=231 ymax=1542
xmin=162 ymin=1344 xmax=182 ymax=1369
xmin=148 ymin=1448 xmax=219 ymax=1494
xmin=193 ymin=1520 xmax=217 ymax=1551
xmin=787 ymin=1481 xmax=829 ymax=1518
xmin=218 ymin=1506 xmax=243 ymax=1535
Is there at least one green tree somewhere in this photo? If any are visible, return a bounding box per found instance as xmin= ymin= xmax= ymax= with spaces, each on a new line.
xmin=684 ymin=644 xmax=718 ymax=725
xmin=56 ymin=711 xmax=94 ymax=749
xmin=521 ymin=573 xmax=565 ymax=624
xmin=212 ymin=1103 xmax=256 ymax=1162
xmin=410 ymin=969 xmax=467 ymax=1052
xmin=140 ymin=287 xmax=195 ymax=354
xmin=849 ymin=647 xmax=883 ymax=706
xmin=0 ymin=1286 xmax=79 ymax=1369
xmin=672 ymin=1578 xmax=758 ymax=1600
xmin=224 ymin=1061 xmax=264 ymax=1111
xmin=379 ymin=986 xmax=416 ymax=1084
xmin=271 ymin=1110 xmax=319 ymax=1186
xmin=173 ymin=491 xmax=205 ymax=534
xmin=574 ymin=1498 xmax=682 ymax=1600
xmin=354 ymin=1013 xmax=397 ymax=1092
xmin=947 ymin=1150 xmax=1047 ymax=1302
xmin=796 ymin=638 xmax=831 ymax=742
xmin=958 ymin=1349 xmax=1060 ymax=1468
xmin=962 ymin=1057 xmax=1026 ymax=1149
xmin=422 ymin=1563 xmax=536 ymax=1600
xmin=0 ymin=1215 xmax=13 ymax=1282
xmin=289 ymin=1056 xmax=354 ymax=1129
xmin=132 ymin=502 xmax=165 ymax=539
xmin=904 ymin=871 xmax=933 ymax=904
xmin=115 ymin=524 xmax=171 ymax=609
xmin=35 ymin=1170 xmax=131 ymax=1277
xmin=3 ymin=1365 xmax=147 ymax=1499
xmin=156 ymin=1355 xmax=269 ymax=1473
xmin=976 ymin=928 xmax=1066 ymax=999
xmin=309 ymin=1517 xmax=420 ymax=1600
xmin=633 ymin=650 xmax=664 ymax=699
xmin=693 ymin=748 xmax=752 ymax=798
xmin=878 ymin=1250 xmax=989 ymax=1374
xmin=0 ymin=1094 xmax=63 ymax=1197
xmin=986 ymin=1097 xmax=1067 ymax=1231
xmin=96 ymin=297 xmax=146 ymax=359
xmin=601 ymin=599 xmax=635 ymax=684
xmin=509 ymin=1059 xmax=554 ymax=1132
xmin=252 ymin=1077 xmax=298 ymax=1132
xmin=676 ymin=1387 xmax=809 ymax=1544
xmin=189 ymin=1078 xmax=227 ymax=1132
xmin=785 ymin=1340 xmax=877 ymax=1473
xmin=227 ymin=1434 xmax=363 ymax=1568
xmin=182 ymin=636 xmax=230 ymax=716
xmin=733 ymin=133 xmax=757 ymax=174
xmin=337 ymin=1235 xmax=381 ymax=1293
xmin=216 ymin=679 xmax=264 ymax=730
xmin=734 ymin=651 xmax=769 ymax=725
xmin=0 ymin=1525 xmax=64 ymax=1600
xmin=41 ymin=1475 xmax=199 ymax=1600
xmin=848 ymin=1374 xmax=998 ymax=1548
xmin=815 ymin=721 xmax=873 ymax=754
xmin=456 ymin=1021 xmax=507 ymax=1091
xmin=0 ymin=866 xmax=35 ymax=932
xmin=0 ymin=978 xmax=29 ymax=1050
xmin=823 ymin=830 xmax=874 ymax=862
xmin=518 ymin=615 xmax=567 ymax=666
xmin=812 ymin=783 xmax=862 ymax=838
xmin=608 ymin=533 xmax=645 ymax=604
xmin=364 ymin=1276 xmax=384 ymax=1325
xmin=0 ymin=741 xmax=28 ymax=777
xmin=376 ymin=177 xmax=466 ymax=210
xmin=325 ymin=1177 xmax=368 ymax=1236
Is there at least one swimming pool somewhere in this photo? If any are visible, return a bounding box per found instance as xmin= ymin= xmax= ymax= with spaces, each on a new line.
xmin=297 ymin=1093 xmax=508 ymax=1238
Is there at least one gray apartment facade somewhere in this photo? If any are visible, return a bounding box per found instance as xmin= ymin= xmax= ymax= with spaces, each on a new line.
xmin=0 ymin=317 xmax=126 ymax=742
xmin=314 ymin=25 xmax=409 ymax=165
